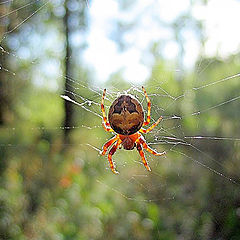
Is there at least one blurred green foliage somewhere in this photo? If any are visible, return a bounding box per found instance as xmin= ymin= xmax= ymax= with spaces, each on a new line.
xmin=0 ymin=1 xmax=240 ymax=240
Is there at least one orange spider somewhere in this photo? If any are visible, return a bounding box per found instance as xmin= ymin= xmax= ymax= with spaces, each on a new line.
xmin=101 ymin=86 xmax=166 ymax=174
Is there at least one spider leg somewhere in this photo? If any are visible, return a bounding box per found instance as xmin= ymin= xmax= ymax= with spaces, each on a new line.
xmin=101 ymin=88 xmax=111 ymax=127
xmin=102 ymin=122 xmax=114 ymax=132
xmin=142 ymin=86 xmax=151 ymax=126
xmin=108 ymin=139 xmax=122 ymax=174
xmin=136 ymin=142 xmax=151 ymax=171
xmin=101 ymin=135 xmax=118 ymax=156
xmin=140 ymin=116 xmax=163 ymax=134
xmin=138 ymin=135 xmax=166 ymax=156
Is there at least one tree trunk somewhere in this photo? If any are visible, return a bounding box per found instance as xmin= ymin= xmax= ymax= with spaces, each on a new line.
xmin=0 ymin=1 xmax=10 ymax=125
xmin=63 ymin=0 xmax=74 ymax=143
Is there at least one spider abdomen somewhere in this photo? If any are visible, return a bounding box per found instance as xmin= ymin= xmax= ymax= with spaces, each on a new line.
xmin=108 ymin=95 xmax=144 ymax=135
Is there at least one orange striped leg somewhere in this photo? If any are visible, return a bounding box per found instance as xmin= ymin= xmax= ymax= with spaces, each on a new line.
xmin=108 ymin=139 xmax=121 ymax=174
xmin=101 ymin=88 xmax=111 ymax=127
xmin=138 ymin=136 xmax=166 ymax=156
xmin=101 ymin=135 xmax=118 ymax=156
xmin=102 ymin=122 xmax=114 ymax=132
xmin=140 ymin=116 xmax=163 ymax=134
xmin=142 ymin=86 xmax=151 ymax=126
xmin=136 ymin=142 xmax=151 ymax=171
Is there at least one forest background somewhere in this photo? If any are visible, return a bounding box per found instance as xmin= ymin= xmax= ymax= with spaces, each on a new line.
xmin=0 ymin=0 xmax=240 ymax=239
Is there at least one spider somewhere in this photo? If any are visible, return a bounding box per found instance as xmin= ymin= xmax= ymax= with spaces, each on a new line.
xmin=101 ymin=86 xmax=166 ymax=174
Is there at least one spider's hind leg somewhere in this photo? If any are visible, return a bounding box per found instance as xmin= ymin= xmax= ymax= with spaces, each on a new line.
xmin=101 ymin=88 xmax=111 ymax=127
xmin=142 ymin=86 xmax=151 ymax=126
xmin=102 ymin=122 xmax=114 ymax=132
xmin=140 ymin=116 xmax=163 ymax=134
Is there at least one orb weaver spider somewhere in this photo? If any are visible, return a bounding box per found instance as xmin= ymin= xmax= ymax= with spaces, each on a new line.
xmin=101 ymin=86 xmax=166 ymax=174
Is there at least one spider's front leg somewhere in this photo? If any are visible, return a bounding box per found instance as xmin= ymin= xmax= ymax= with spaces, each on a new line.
xmin=108 ymin=139 xmax=121 ymax=174
xmin=136 ymin=142 xmax=151 ymax=171
xmin=101 ymin=135 xmax=118 ymax=156
xmin=139 ymin=135 xmax=166 ymax=156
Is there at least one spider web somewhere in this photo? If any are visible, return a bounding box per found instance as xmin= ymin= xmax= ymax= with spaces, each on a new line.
xmin=0 ymin=0 xmax=240 ymax=238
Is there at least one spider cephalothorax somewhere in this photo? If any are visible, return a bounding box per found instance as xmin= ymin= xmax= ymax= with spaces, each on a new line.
xmin=101 ymin=86 xmax=166 ymax=174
